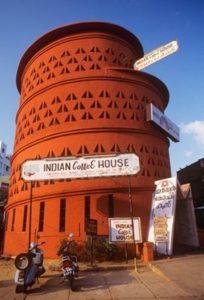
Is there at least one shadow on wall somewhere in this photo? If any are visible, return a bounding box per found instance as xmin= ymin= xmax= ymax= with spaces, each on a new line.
xmin=96 ymin=194 xmax=131 ymax=218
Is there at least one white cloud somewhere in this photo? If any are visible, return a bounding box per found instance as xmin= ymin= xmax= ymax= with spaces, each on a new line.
xmin=180 ymin=120 xmax=204 ymax=147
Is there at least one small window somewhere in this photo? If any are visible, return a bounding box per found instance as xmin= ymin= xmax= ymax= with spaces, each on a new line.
xmin=59 ymin=198 xmax=66 ymax=232
xmin=5 ymin=211 xmax=9 ymax=231
xmin=22 ymin=205 xmax=28 ymax=232
xmin=108 ymin=194 xmax=114 ymax=218
xmin=11 ymin=208 xmax=16 ymax=231
xmin=85 ymin=196 xmax=90 ymax=226
xmin=38 ymin=202 xmax=45 ymax=232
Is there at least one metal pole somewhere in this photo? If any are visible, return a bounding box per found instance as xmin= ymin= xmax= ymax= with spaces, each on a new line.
xmin=28 ymin=181 xmax=33 ymax=250
xmin=128 ymin=176 xmax=138 ymax=272
xmin=125 ymin=243 xmax=128 ymax=264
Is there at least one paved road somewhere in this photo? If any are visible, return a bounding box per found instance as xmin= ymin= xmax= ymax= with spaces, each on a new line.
xmin=1 ymin=262 xmax=203 ymax=300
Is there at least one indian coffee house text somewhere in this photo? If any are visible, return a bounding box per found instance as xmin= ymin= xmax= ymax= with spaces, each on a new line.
xmin=43 ymin=157 xmax=129 ymax=172
xmin=114 ymin=223 xmax=133 ymax=241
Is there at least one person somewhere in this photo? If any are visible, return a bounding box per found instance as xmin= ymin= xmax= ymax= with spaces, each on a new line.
xmin=57 ymin=233 xmax=75 ymax=256
xmin=57 ymin=233 xmax=79 ymax=277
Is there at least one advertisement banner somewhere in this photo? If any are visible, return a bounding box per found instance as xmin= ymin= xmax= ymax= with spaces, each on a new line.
xmin=146 ymin=103 xmax=180 ymax=142
xmin=109 ymin=218 xmax=142 ymax=243
xmin=147 ymin=177 xmax=177 ymax=255
xmin=21 ymin=153 xmax=140 ymax=181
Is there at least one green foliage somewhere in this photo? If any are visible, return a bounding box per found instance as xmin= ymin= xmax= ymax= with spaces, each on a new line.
xmin=57 ymin=236 xmax=130 ymax=262
xmin=67 ymin=236 xmax=121 ymax=262
xmin=92 ymin=237 xmax=118 ymax=261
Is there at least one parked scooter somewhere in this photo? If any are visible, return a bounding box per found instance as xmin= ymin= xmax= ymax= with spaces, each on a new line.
xmin=57 ymin=233 xmax=79 ymax=291
xmin=14 ymin=241 xmax=45 ymax=293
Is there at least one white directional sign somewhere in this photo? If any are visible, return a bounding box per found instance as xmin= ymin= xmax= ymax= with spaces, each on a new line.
xmin=134 ymin=40 xmax=179 ymax=70
xmin=21 ymin=153 xmax=140 ymax=181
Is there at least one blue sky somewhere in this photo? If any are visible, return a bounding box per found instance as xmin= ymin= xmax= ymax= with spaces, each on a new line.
xmin=0 ymin=0 xmax=204 ymax=176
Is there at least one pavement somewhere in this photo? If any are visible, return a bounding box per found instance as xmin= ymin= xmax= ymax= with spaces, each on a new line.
xmin=1 ymin=248 xmax=204 ymax=299
xmin=149 ymin=250 xmax=204 ymax=298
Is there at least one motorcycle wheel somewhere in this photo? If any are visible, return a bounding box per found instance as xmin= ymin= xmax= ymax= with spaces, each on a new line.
xmin=69 ymin=275 xmax=74 ymax=291
xmin=23 ymin=284 xmax=28 ymax=293
xmin=15 ymin=284 xmax=27 ymax=294
xmin=15 ymin=253 xmax=32 ymax=270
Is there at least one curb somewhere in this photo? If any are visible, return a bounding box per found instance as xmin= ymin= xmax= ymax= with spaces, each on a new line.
xmin=148 ymin=263 xmax=171 ymax=282
xmin=47 ymin=259 xmax=146 ymax=273
xmin=81 ymin=264 xmax=135 ymax=272
xmin=48 ymin=262 xmax=136 ymax=273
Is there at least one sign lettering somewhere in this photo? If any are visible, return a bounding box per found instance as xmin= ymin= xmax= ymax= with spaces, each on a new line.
xmin=148 ymin=177 xmax=177 ymax=255
xmin=109 ymin=218 xmax=142 ymax=243
xmin=134 ymin=40 xmax=179 ymax=70
xmin=146 ymin=103 xmax=180 ymax=142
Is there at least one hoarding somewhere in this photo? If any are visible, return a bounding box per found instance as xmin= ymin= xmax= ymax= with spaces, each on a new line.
xmin=21 ymin=153 xmax=140 ymax=181
xmin=109 ymin=218 xmax=142 ymax=243
xmin=147 ymin=177 xmax=177 ymax=255
xmin=146 ymin=103 xmax=180 ymax=142
xmin=134 ymin=40 xmax=179 ymax=70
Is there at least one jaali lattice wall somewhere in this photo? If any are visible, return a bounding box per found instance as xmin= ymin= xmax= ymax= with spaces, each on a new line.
xmin=4 ymin=22 xmax=171 ymax=257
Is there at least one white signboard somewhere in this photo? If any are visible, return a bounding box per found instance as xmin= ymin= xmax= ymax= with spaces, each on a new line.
xmin=21 ymin=153 xmax=140 ymax=181
xmin=146 ymin=103 xmax=180 ymax=142
xmin=109 ymin=218 xmax=142 ymax=243
xmin=134 ymin=40 xmax=179 ymax=70
xmin=147 ymin=177 xmax=177 ymax=255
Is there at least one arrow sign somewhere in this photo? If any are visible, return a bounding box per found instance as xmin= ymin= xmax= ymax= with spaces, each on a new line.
xmin=133 ymin=40 xmax=179 ymax=70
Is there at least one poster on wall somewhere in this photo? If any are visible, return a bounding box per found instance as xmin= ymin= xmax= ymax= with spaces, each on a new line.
xmin=147 ymin=177 xmax=177 ymax=255
xmin=109 ymin=218 xmax=142 ymax=243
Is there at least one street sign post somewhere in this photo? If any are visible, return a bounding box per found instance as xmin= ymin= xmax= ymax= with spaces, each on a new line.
xmin=134 ymin=40 xmax=179 ymax=70
xmin=86 ymin=218 xmax=98 ymax=266
xmin=86 ymin=218 xmax=97 ymax=236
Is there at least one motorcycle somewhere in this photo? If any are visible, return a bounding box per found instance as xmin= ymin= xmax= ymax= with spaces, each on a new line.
xmin=14 ymin=241 xmax=45 ymax=293
xmin=57 ymin=233 xmax=79 ymax=291
xmin=60 ymin=253 xmax=79 ymax=291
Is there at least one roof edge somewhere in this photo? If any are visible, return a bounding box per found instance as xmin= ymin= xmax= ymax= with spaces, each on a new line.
xmin=106 ymin=67 xmax=169 ymax=108
xmin=16 ymin=21 xmax=144 ymax=92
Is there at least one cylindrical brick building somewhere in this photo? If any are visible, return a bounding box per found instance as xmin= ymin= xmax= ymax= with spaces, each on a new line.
xmin=4 ymin=22 xmax=170 ymax=258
